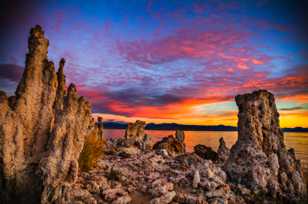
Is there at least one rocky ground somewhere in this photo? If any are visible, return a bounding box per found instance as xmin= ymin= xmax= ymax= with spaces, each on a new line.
xmin=69 ymin=145 xmax=308 ymax=204
xmin=65 ymin=90 xmax=308 ymax=204
xmin=65 ymin=135 xmax=307 ymax=204
xmin=67 ymin=148 xmax=240 ymax=204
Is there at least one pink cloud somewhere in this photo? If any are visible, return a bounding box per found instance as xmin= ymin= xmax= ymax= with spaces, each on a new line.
xmin=117 ymin=28 xmax=272 ymax=72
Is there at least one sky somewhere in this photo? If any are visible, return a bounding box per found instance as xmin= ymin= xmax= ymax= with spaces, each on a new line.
xmin=0 ymin=0 xmax=308 ymax=127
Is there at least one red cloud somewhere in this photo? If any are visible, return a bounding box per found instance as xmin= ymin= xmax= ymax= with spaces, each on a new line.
xmin=79 ymin=64 xmax=306 ymax=117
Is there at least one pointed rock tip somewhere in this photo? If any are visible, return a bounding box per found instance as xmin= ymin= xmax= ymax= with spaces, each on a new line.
xmin=58 ymin=58 xmax=66 ymax=76
xmin=28 ymin=25 xmax=48 ymax=54
xmin=30 ymin=25 xmax=45 ymax=37
xmin=0 ymin=90 xmax=7 ymax=96
xmin=68 ymin=83 xmax=77 ymax=93
xmin=45 ymin=59 xmax=55 ymax=67
xmin=0 ymin=90 xmax=8 ymax=102
xmin=59 ymin=58 xmax=66 ymax=67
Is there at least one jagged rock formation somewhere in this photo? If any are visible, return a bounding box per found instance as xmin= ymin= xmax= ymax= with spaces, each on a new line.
xmin=175 ymin=130 xmax=185 ymax=143
xmin=0 ymin=25 xmax=96 ymax=203
xmin=96 ymin=116 xmax=104 ymax=140
xmin=226 ymin=90 xmax=307 ymax=201
xmin=124 ymin=120 xmax=146 ymax=142
xmin=194 ymin=144 xmax=218 ymax=162
xmin=153 ymin=135 xmax=186 ymax=156
xmin=117 ymin=120 xmax=146 ymax=148
xmin=115 ymin=120 xmax=150 ymax=155
xmin=217 ymin=137 xmax=229 ymax=163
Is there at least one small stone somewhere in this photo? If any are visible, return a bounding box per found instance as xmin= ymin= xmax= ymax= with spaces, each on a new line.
xmin=111 ymin=195 xmax=132 ymax=204
xmin=102 ymin=188 xmax=127 ymax=201
xmin=86 ymin=181 xmax=100 ymax=193
xmin=150 ymin=191 xmax=176 ymax=204
xmin=193 ymin=170 xmax=200 ymax=188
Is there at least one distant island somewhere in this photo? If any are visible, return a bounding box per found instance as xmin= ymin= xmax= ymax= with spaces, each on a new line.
xmin=103 ymin=121 xmax=308 ymax=132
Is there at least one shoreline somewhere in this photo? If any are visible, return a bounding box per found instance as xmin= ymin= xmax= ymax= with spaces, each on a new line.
xmin=104 ymin=127 xmax=308 ymax=133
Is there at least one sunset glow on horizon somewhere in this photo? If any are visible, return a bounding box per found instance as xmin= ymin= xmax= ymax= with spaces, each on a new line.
xmin=1 ymin=0 xmax=308 ymax=127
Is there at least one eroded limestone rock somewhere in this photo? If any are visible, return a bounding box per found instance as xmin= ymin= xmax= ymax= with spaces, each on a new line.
xmin=116 ymin=120 xmax=147 ymax=150
xmin=124 ymin=120 xmax=146 ymax=143
xmin=153 ymin=135 xmax=186 ymax=156
xmin=217 ymin=137 xmax=229 ymax=163
xmin=226 ymin=90 xmax=307 ymax=201
xmin=0 ymin=25 xmax=97 ymax=203
xmin=194 ymin=144 xmax=218 ymax=162
xmin=193 ymin=169 xmax=201 ymax=188
xmin=175 ymin=130 xmax=185 ymax=143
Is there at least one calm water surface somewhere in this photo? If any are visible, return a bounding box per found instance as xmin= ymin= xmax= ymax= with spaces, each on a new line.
xmin=105 ymin=129 xmax=308 ymax=174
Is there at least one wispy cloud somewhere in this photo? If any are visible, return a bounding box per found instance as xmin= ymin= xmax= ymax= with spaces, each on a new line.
xmin=117 ymin=29 xmax=271 ymax=70
xmin=280 ymin=106 xmax=304 ymax=111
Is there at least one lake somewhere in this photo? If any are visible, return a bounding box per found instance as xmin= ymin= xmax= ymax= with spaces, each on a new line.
xmin=104 ymin=129 xmax=308 ymax=175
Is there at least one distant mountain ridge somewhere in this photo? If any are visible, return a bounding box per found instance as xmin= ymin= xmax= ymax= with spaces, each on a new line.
xmin=103 ymin=121 xmax=308 ymax=132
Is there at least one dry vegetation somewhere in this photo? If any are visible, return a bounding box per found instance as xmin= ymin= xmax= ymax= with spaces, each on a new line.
xmin=79 ymin=128 xmax=105 ymax=172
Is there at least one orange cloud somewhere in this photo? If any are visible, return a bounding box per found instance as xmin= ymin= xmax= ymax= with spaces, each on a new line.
xmin=252 ymin=58 xmax=264 ymax=65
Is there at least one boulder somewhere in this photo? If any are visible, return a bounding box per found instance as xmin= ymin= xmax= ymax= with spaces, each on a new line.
xmin=153 ymin=135 xmax=185 ymax=156
xmin=0 ymin=25 xmax=100 ymax=203
xmin=225 ymin=90 xmax=307 ymax=201
xmin=194 ymin=144 xmax=218 ymax=161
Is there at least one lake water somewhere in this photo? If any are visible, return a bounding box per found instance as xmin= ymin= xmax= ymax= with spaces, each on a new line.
xmin=104 ymin=129 xmax=308 ymax=175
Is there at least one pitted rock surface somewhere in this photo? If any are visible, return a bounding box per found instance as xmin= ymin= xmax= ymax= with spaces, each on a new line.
xmin=0 ymin=25 xmax=98 ymax=203
xmin=125 ymin=120 xmax=146 ymax=142
xmin=226 ymin=90 xmax=307 ymax=201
